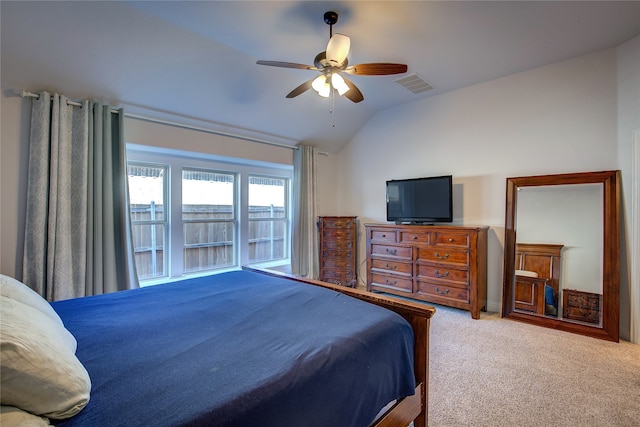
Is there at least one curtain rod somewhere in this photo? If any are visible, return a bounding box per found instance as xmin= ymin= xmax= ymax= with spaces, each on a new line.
xmin=20 ymin=91 xmax=326 ymax=153
xmin=21 ymin=90 xmax=119 ymax=113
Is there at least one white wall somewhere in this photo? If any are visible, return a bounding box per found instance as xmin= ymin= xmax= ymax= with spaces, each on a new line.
xmin=335 ymin=47 xmax=635 ymax=336
xmin=616 ymin=35 xmax=640 ymax=343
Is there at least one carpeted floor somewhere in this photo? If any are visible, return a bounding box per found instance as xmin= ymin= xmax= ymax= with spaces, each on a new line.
xmin=427 ymin=304 xmax=640 ymax=427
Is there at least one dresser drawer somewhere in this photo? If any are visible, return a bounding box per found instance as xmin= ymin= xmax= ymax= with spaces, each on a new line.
xmin=417 ymin=264 xmax=468 ymax=286
xmin=566 ymin=292 xmax=600 ymax=310
xmin=564 ymin=307 xmax=600 ymax=323
xmin=371 ymin=244 xmax=412 ymax=260
xmin=417 ymin=247 xmax=468 ymax=265
xmin=417 ymin=281 xmax=469 ymax=302
xmin=321 ymin=248 xmax=353 ymax=259
xmin=322 ymin=229 xmax=354 ymax=240
xmin=321 ymin=257 xmax=353 ymax=269
xmin=371 ymin=258 xmax=413 ymax=276
xmin=321 ymin=268 xmax=355 ymax=280
xmin=321 ymin=217 xmax=355 ymax=228
xmin=399 ymin=231 xmax=429 ymax=244
xmin=322 ymin=238 xmax=354 ymax=250
xmin=432 ymin=231 xmax=470 ymax=248
xmin=371 ymin=273 xmax=413 ymax=292
xmin=369 ymin=229 xmax=397 ymax=243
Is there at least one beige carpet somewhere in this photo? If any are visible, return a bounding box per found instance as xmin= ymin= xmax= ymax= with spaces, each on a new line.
xmin=427 ymin=305 xmax=640 ymax=427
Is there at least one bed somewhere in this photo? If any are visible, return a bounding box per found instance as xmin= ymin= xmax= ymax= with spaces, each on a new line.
xmin=514 ymin=243 xmax=564 ymax=317
xmin=0 ymin=268 xmax=434 ymax=427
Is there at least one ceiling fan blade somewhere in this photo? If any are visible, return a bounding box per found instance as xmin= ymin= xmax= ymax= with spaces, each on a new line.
xmin=344 ymin=63 xmax=408 ymax=75
xmin=256 ymin=60 xmax=317 ymax=71
xmin=340 ymin=75 xmax=364 ymax=103
xmin=326 ymin=34 xmax=350 ymax=66
xmin=286 ymin=78 xmax=315 ymax=98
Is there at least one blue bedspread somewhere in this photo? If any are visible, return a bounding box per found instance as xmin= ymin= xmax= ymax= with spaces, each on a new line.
xmin=51 ymin=270 xmax=415 ymax=427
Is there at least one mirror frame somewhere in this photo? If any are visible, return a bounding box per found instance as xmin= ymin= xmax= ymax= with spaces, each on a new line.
xmin=502 ymin=170 xmax=620 ymax=342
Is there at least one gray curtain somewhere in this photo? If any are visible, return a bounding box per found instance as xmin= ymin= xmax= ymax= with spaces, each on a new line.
xmin=291 ymin=145 xmax=319 ymax=278
xmin=22 ymin=92 xmax=139 ymax=301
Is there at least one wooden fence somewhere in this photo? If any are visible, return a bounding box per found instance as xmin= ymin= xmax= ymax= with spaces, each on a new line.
xmin=131 ymin=204 xmax=286 ymax=279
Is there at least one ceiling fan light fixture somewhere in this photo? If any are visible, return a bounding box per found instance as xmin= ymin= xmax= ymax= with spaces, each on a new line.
xmin=331 ymin=73 xmax=350 ymax=96
xmin=256 ymin=10 xmax=406 ymax=104
xmin=312 ymin=75 xmax=327 ymax=91
xmin=312 ymin=75 xmax=331 ymax=97
xmin=326 ymin=33 xmax=350 ymax=66
xmin=318 ymin=83 xmax=331 ymax=98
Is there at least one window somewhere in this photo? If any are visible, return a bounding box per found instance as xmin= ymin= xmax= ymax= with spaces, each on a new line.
xmin=248 ymin=176 xmax=288 ymax=263
xmin=182 ymin=169 xmax=236 ymax=273
xmin=126 ymin=146 xmax=292 ymax=283
xmin=128 ymin=164 xmax=168 ymax=280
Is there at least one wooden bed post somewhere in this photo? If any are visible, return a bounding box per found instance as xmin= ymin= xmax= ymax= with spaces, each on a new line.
xmin=410 ymin=315 xmax=429 ymax=427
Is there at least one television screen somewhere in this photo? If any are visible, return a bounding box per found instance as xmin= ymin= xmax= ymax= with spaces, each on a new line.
xmin=386 ymin=175 xmax=453 ymax=223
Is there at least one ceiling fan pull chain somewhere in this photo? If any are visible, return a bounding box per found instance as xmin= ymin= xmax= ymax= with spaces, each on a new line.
xmin=329 ymin=82 xmax=336 ymax=128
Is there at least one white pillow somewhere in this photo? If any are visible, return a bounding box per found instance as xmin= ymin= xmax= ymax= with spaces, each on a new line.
xmin=515 ymin=269 xmax=538 ymax=278
xmin=0 ymin=406 xmax=52 ymax=426
xmin=0 ymin=275 xmax=62 ymax=323
xmin=0 ymin=274 xmax=76 ymax=351
xmin=0 ymin=297 xmax=90 ymax=419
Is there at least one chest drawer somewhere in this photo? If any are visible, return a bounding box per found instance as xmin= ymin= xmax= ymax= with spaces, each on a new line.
xmin=321 ymin=217 xmax=355 ymax=228
xmin=322 ymin=238 xmax=354 ymax=250
xmin=321 ymin=257 xmax=354 ymax=269
xmin=370 ymin=258 xmax=413 ymax=276
xmin=400 ymin=231 xmax=429 ymax=244
xmin=566 ymin=291 xmax=600 ymax=310
xmin=369 ymin=229 xmax=397 ymax=243
xmin=370 ymin=273 xmax=413 ymax=292
xmin=431 ymin=231 xmax=470 ymax=248
xmin=417 ymin=264 xmax=468 ymax=286
xmin=370 ymin=244 xmax=412 ymax=260
xmin=322 ymin=229 xmax=354 ymax=240
xmin=417 ymin=247 xmax=469 ymax=265
xmin=321 ymin=248 xmax=353 ymax=258
xmin=417 ymin=281 xmax=469 ymax=303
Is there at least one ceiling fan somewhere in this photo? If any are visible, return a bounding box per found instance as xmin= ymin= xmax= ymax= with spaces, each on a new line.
xmin=256 ymin=11 xmax=408 ymax=103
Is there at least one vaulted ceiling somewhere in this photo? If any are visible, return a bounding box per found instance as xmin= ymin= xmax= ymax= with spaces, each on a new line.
xmin=2 ymin=1 xmax=640 ymax=153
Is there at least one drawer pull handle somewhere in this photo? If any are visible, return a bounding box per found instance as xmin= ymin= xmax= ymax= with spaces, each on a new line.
xmin=381 ymin=234 xmax=386 ymax=237
xmin=448 ymin=238 xmax=454 ymax=242
xmin=386 ymin=248 xmax=397 ymax=255
xmin=385 ymin=263 xmax=397 ymax=270
xmin=413 ymin=236 xmax=418 ymax=240
xmin=435 ymin=270 xmax=450 ymax=278
xmin=434 ymin=252 xmax=449 ymax=260
xmin=434 ymin=287 xmax=450 ymax=295
xmin=385 ymin=279 xmax=398 ymax=286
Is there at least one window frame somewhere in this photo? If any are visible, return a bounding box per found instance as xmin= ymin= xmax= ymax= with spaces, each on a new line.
xmin=247 ymin=174 xmax=290 ymax=264
xmin=181 ymin=167 xmax=238 ymax=274
xmin=126 ymin=145 xmax=293 ymax=284
xmin=127 ymin=161 xmax=169 ymax=281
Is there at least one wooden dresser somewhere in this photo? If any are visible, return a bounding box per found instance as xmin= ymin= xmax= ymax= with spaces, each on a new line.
xmin=318 ymin=216 xmax=358 ymax=287
xmin=562 ymin=288 xmax=602 ymax=324
xmin=365 ymin=223 xmax=488 ymax=319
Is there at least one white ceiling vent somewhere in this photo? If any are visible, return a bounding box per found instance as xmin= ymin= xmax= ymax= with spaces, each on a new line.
xmin=395 ymin=74 xmax=434 ymax=94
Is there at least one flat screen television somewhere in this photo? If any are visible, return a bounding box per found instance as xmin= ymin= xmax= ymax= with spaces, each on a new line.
xmin=386 ymin=175 xmax=453 ymax=224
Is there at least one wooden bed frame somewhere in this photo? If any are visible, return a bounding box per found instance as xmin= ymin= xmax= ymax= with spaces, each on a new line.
xmin=514 ymin=243 xmax=563 ymax=317
xmin=244 ymin=267 xmax=435 ymax=427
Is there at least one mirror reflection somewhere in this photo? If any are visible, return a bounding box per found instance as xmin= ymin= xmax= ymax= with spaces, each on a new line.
xmin=501 ymin=170 xmax=620 ymax=342
xmin=514 ymin=184 xmax=603 ymax=325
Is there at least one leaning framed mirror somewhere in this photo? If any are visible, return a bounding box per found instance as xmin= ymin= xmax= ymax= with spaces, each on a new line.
xmin=501 ymin=170 xmax=620 ymax=342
